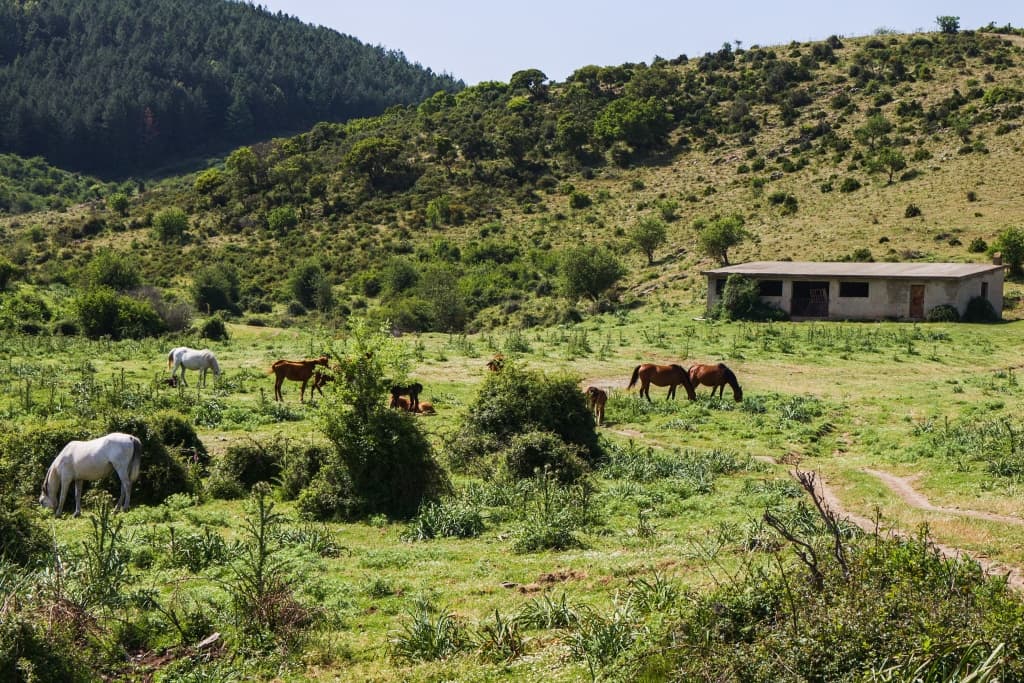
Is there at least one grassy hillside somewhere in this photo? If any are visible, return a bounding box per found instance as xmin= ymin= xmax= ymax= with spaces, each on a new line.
xmin=0 ymin=0 xmax=461 ymax=175
xmin=3 ymin=27 xmax=1023 ymax=337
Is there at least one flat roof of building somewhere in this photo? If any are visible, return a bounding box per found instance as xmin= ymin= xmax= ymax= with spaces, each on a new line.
xmin=702 ymin=261 xmax=1003 ymax=280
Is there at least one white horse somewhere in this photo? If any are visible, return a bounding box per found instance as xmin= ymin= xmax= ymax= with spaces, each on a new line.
xmin=167 ymin=346 xmax=221 ymax=387
xmin=39 ymin=432 xmax=142 ymax=518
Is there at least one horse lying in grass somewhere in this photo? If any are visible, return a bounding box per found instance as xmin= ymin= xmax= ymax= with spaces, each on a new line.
xmin=167 ymin=346 xmax=221 ymax=387
xmin=39 ymin=432 xmax=142 ymax=518
xmin=389 ymin=382 xmax=423 ymax=412
xmin=627 ymin=363 xmax=696 ymax=402
xmin=689 ymin=363 xmax=743 ymax=401
xmin=585 ymin=386 xmax=607 ymax=426
xmin=270 ymin=355 xmax=330 ymax=402
xmin=390 ymin=396 xmax=435 ymax=415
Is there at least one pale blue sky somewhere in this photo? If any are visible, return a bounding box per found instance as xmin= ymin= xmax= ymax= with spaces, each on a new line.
xmin=260 ymin=1 xmax=1022 ymax=84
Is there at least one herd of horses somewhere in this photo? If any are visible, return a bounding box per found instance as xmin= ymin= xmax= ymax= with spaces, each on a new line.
xmin=39 ymin=346 xmax=743 ymax=517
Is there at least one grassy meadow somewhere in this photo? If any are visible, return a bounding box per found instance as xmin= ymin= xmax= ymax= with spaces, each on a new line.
xmin=3 ymin=301 xmax=1024 ymax=680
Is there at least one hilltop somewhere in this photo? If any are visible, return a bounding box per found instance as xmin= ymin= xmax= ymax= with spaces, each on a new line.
xmin=0 ymin=0 xmax=461 ymax=176
xmin=2 ymin=26 xmax=1024 ymax=337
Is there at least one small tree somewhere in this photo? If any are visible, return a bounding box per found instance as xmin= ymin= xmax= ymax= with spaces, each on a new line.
xmin=697 ymin=214 xmax=749 ymax=266
xmin=267 ymin=205 xmax=298 ymax=234
xmin=854 ymin=114 xmax=893 ymax=151
xmin=192 ymin=263 xmax=240 ymax=314
xmin=936 ymin=16 xmax=960 ymax=34
xmin=868 ymin=147 xmax=907 ymax=184
xmin=994 ymin=227 xmax=1024 ymax=277
xmin=629 ymin=216 xmax=668 ymax=264
xmin=152 ymin=207 xmax=188 ymax=243
xmin=558 ymin=245 xmax=626 ymax=300
xmin=81 ymin=248 xmax=140 ymax=291
xmin=105 ymin=192 xmax=129 ymax=216
xmin=289 ymin=260 xmax=333 ymax=311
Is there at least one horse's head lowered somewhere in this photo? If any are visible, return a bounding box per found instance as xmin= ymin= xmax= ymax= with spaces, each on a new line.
xmin=39 ymin=473 xmax=56 ymax=511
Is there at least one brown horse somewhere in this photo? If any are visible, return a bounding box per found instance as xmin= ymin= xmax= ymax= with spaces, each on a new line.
xmin=688 ymin=363 xmax=743 ymax=402
xmin=486 ymin=354 xmax=505 ymax=372
xmin=390 ymin=396 xmax=435 ymax=414
xmin=627 ymin=363 xmax=696 ymax=402
xmin=389 ymin=382 xmax=423 ymax=411
xmin=269 ymin=355 xmax=329 ymax=402
xmin=585 ymin=386 xmax=607 ymax=426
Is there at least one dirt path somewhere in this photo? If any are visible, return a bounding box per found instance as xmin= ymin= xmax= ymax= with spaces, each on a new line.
xmin=864 ymin=469 xmax=1024 ymax=527
xmin=811 ymin=469 xmax=1024 ymax=590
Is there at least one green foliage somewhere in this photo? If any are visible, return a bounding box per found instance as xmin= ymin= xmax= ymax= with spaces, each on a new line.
xmin=267 ymin=205 xmax=298 ymax=234
xmin=0 ymin=287 xmax=52 ymax=334
xmin=73 ymin=287 xmax=166 ymax=340
xmin=105 ymin=414 xmax=199 ymax=506
xmin=0 ymin=1 xmax=459 ymax=175
xmin=712 ymin=274 xmax=788 ymax=322
xmin=926 ymin=304 xmax=960 ymax=322
xmin=558 ymin=245 xmax=625 ymax=300
xmin=630 ymin=216 xmax=668 ymax=264
xmin=838 ymin=177 xmax=862 ymax=192
xmin=207 ymin=439 xmax=285 ymax=500
xmin=593 ymin=97 xmax=673 ymax=151
xmin=105 ymin=192 xmax=129 ymax=216
xmin=0 ymin=258 xmax=14 ymax=291
xmin=192 ymin=263 xmax=240 ymax=315
xmin=936 ymin=15 xmax=960 ymax=34
xmin=390 ymin=608 xmax=469 ymax=662
xmin=696 ymin=214 xmax=749 ymax=266
xmin=404 ymin=498 xmax=486 ymax=540
xmin=289 ymin=260 xmax=333 ymax=311
xmin=969 ymin=237 xmax=988 ymax=253
xmin=993 ymin=227 xmax=1024 ymax=276
xmin=199 ymin=314 xmax=229 ymax=341
xmin=0 ymin=492 xmax=49 ymax=566
xmin=501 ymin=430 xmax=589 ymax=484
xmin=0 ymin=611 xmax=95 ymax=683
xmin=963 ymin=296 xmax=1000 ymax=323
xmin=151 ymin=207 xmax=188 ymax=243
xmin=81 ymin=248 xmax=141 ymax=291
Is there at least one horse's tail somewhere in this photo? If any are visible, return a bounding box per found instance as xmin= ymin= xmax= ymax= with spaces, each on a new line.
xmin=269 ymin=360 xmax=283 ymax=374
xmin=128 ymin=436 xmax=143 ymax=484
xmin=627 ymin=365 xmax=641 ymax=390
xmin=167 ymin=350 xmax=174 ymax=370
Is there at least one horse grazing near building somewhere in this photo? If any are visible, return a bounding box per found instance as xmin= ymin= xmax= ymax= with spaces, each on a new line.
xmin=167 ymin=347 xmax=221 ymax=387
xmin=585 ymin=386 xmax=607 ymax=426
xmin=689 ymin=363 xmax=743 ymax=401
xmin=39 ymin=433 xmax=142 ymax=518
xmin=270 ymin=355 xmax=330 ymax=402
xmin=627 ymin=363 xmax=696 ymax=402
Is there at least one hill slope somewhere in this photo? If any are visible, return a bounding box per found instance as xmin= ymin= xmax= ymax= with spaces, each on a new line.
xmin=3 ymin=27 xmax=1024 ymax=335
xmin=0 ymin=0 xmax=462 ymax=176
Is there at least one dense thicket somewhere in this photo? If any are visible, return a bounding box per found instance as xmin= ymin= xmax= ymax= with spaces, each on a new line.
xmin=0 ymin=0 xmax=462 ymax=175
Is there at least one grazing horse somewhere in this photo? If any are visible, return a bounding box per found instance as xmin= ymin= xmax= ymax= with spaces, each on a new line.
xmin=270 ymin=355 xmax=330 ymax=402
xmin=627 ymin=363 xmax=696 ymax=402
xmin=585 ymin=386 xmax=607 ymax=426
xmin=39 ymin=433 xmax=142 ymax=518
xmin=390 ymin=382 xmax=423 ymax=412
xmin=168 ymin=347 xmax=221 ymax=387
xmin=486 ymin=354 xmax=505 ymax=372
xmin=689 ymin=363 xmax=743 ymax=402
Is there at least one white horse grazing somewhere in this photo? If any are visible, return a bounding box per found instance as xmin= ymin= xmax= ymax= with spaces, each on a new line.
xmin=167 ymin=346 xmax=221 ymax=387
xmin=39 ymin=433 xmax=142 ymax=518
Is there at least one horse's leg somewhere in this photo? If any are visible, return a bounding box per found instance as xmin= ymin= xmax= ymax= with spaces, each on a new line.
xmin=73 ymin=479 xmax=84 ymax=518
xmin=300 ymin=378 xmax=308 ymax=402
xmin=641 ymin=380 xmax=651 ymax=402
xmin=56 ymin=476 xmax=70 ymax=518
xmin=668 ymin=384 xmax=675 ymax=400
xmin=274 ymin=374 xmax=283 ymax=401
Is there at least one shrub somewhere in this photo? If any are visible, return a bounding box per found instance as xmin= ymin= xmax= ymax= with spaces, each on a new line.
xmin=926 ymin=304 xmax=960 ymax=322
xmin=80 ymin=248 xmax=140 ymax=291
xmin=192 ymin=263 xmax=240 ymax=315
xmin=267 ymin=205 xmax=298 ymax=233
xmin=278 ymin=444 xmax=330 ymax=500
xmin=0 ymin=423 xmax=80 ymax=498
xmin=104 ymin=414 xmax=199 ymax=505
xmin=712 ymin=274 xmax=788 ymax=322
xmin=968 ymin=237 xmax=988 ymax=253
xmin=206 ymin=439 xmax=285 ymax=499
xmin=152 ymin=207 xmax=188 ymax=242
xmin=904 ymin=203 xmax=922 ymax=218
xmin=73 ymin=287 xmax=166 ymax=340
xmin=501 ymin=430 xmax=588 ymax=484
xmin=199 ymin=314 xmax=229 ymax=341
xmin=559 ymin=245 xmax=625 ymax=300
xmin=0 ymin=492 xmax=49 ymax=565
xmin=289 ymin=260 xmax=333 ymax=311
xmin=150 ymin=411 xmax=209 ymax=468
xmin=963 ymin=296 xmax=1000 ymax=323
xmin=993 ymin=227 xmax=1024 ymax=276
xmin=838 ymin=177 xmax=861 ymax=192
xmin=404 ymin=498 xmax=486 ymax=540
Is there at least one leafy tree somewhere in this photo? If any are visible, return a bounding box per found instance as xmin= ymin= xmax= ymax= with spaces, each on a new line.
xmin=936 ymin=16 xmax=960 ymax=34
xmin=151 ymin=207 xmax=188 ymax=243
xmin=344 ymin=137 xmax=408 ymax=190
xmin=192 ymin=263 xmax=240 ymax=314
xmin=509 ymin=68 xmax=549 ymax=100
xmin=73 ymin=287 xmax=165 ymax=339
xmin=994 ymin=227 xmax=1024 ymax=276
xmin=81 ymin=248 xmax=141 ymax=291
xmin=867 ymin=147 xmax=907 ymax=184
xmin=267 ymin=205 xmax=299 ymax=234
xmin=105 ymin=192 xmax=129 ymax=216
xmin=558 ymin=246 xmax=626 ymax=300
xmin=225 ymin=146 xmax=261 ymax=191
xmin=289 ymin=260 xmax=333 ymax=311
xmin=593 ymin=97 xmax=673 ymax=151
xmin=629 ymin=216 xmax=668 ymax=264
xmin=697 ymin=214 xmax=749 ymax=266
xmin=854 ymin=114 xmax=893 ymax=150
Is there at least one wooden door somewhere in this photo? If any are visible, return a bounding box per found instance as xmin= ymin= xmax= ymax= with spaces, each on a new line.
xmin=909 ymin=285 xmax=925 ymax=318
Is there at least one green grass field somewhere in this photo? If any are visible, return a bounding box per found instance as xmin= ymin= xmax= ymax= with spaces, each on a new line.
xmin=4 ymin=302 xmax=1024 ymax=680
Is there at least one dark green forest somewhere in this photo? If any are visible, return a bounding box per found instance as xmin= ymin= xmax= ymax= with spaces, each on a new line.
xmin=0 ymin=0 xmax=462 ymax=175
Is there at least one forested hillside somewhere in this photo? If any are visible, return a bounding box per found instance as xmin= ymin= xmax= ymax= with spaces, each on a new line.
xmin=3 ymin=26 xmax=1024 ymax=339
xmin=0 ymin=0 xmax=462 ymax=175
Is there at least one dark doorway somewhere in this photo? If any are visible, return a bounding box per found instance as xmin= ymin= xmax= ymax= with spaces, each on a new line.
xmin=909 ymin=284 xmax=925 ymax=318
xmin=792 ymin=281 xmax=829 ymax=317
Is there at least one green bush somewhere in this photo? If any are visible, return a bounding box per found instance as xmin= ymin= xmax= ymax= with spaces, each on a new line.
xmin=838 ymin=177 xmax=861 ymax=192
xmin=267 ymin=205 xmax=298 ymax=233
xmin=206 ymin=439 xmax=285 ymax=500
xmin=963 ymin=295 xmax=1000 ymax=323
xmin=149 ymin=411 xmax=209 ymax=468
xmin=0 ymin=423 xmax=82 ymax=497
xmin=73 ymin=287 xmax=166 ymax=340
xmin=0 ymin=612 xmax=95 ymax=683
xmin=712 ymin=274 xmax=788 ymax=321
xmin=104 ymin=415 xmax=199 ymax=506
xmin=926 ymin=304 xmax=960 ymax=322
xmin=80 ymin=248 xmax=140 ymax=291
xmin=968 ymin=237 xmax=988 ymax=253
xmin=199 ymin=314 xmax=229 ymax=341
xmin=279 ymin=443 xmax=331 ymax=500
xmin=0 ymin=492 xmax=49 ymax=565
xmin=501 ymin=430 xmax=588 ymax=484
xmin=289 ymin=260 xmax=333 ymax=311
xmin=192 ymin=263 xmax=240 ymax=315
xmin=404 ymin=498 xmax=486 ymax=540
xmin=151 ymin=207 xmax=188 ymax=242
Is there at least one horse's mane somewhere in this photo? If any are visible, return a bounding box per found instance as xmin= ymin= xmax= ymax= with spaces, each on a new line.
xmin=718 ymin=363 xmax=739 ymax=387
xmin=669 ymin=363 xmax=687 ymax=373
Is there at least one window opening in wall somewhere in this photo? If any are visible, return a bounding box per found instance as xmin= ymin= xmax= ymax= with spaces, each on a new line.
xmin=839 ymin=281 xmax=869 ymax=298
xmin=758 ymin=280 xmax=783 ymax=296
xmin=715 ymin=278 xmax=726 ymax=295
xmin=982 ymin=281 xmax=989 ymax=299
